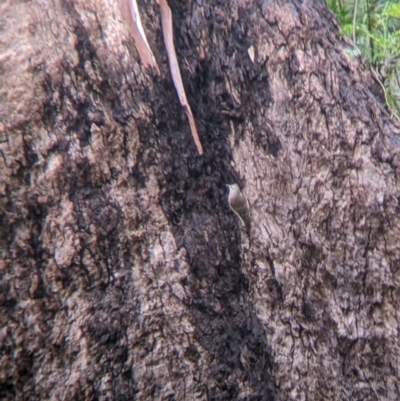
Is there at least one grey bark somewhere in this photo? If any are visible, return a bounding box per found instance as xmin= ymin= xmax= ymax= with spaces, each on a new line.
xmin=1 ymin=0 xmax=400 ymax=400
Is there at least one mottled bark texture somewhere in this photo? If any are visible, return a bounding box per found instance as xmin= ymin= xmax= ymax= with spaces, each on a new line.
xmin=2 ymin=0 xmax=400 ymax=400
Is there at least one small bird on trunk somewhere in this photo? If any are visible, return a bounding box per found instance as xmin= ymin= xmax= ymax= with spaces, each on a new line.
xmin=226 ymin=183 xmax=251 ymax=234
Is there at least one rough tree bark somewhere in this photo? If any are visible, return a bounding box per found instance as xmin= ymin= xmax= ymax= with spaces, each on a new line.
xmin=1 ymin=0 xmax=400 ymax=400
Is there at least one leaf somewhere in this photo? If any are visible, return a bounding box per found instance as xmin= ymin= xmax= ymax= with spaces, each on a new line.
xmin=383 ymin=3 xmax=400 ymax=18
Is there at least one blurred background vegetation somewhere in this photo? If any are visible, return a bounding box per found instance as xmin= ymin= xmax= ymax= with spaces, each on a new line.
xmin=327 ymin=0 xmax=400 ymax=118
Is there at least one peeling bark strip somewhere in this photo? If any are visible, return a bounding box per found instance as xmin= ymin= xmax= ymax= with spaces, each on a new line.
xmin=119 ymin=0 xmax=159 ymax=72
xmin=159 ymin=0 xmax=203 ymax=155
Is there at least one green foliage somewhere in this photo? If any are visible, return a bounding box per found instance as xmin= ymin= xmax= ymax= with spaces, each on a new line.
xmin=327 ymin=0 xmax=400 ymax=118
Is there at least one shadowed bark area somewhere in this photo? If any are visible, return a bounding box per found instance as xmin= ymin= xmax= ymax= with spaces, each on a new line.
xmin=1 ymin=0 xmax=400 ymax=400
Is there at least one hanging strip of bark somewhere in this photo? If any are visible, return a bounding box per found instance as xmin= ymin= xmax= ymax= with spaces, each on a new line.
xmin=119 ymin=0 xmax=159 ymax=73
xmin=159 ymin=0 xmax=204 ymax=155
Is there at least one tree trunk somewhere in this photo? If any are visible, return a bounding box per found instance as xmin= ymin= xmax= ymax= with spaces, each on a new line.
xmin=1 ymin=0 xmax=400 ymax=400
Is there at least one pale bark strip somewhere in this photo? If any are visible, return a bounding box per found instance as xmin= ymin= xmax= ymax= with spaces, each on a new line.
xmin=119 ymin=0 xmax=159 ymax=73
xmin=159 ymin=0 xmax=203 ymax=155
